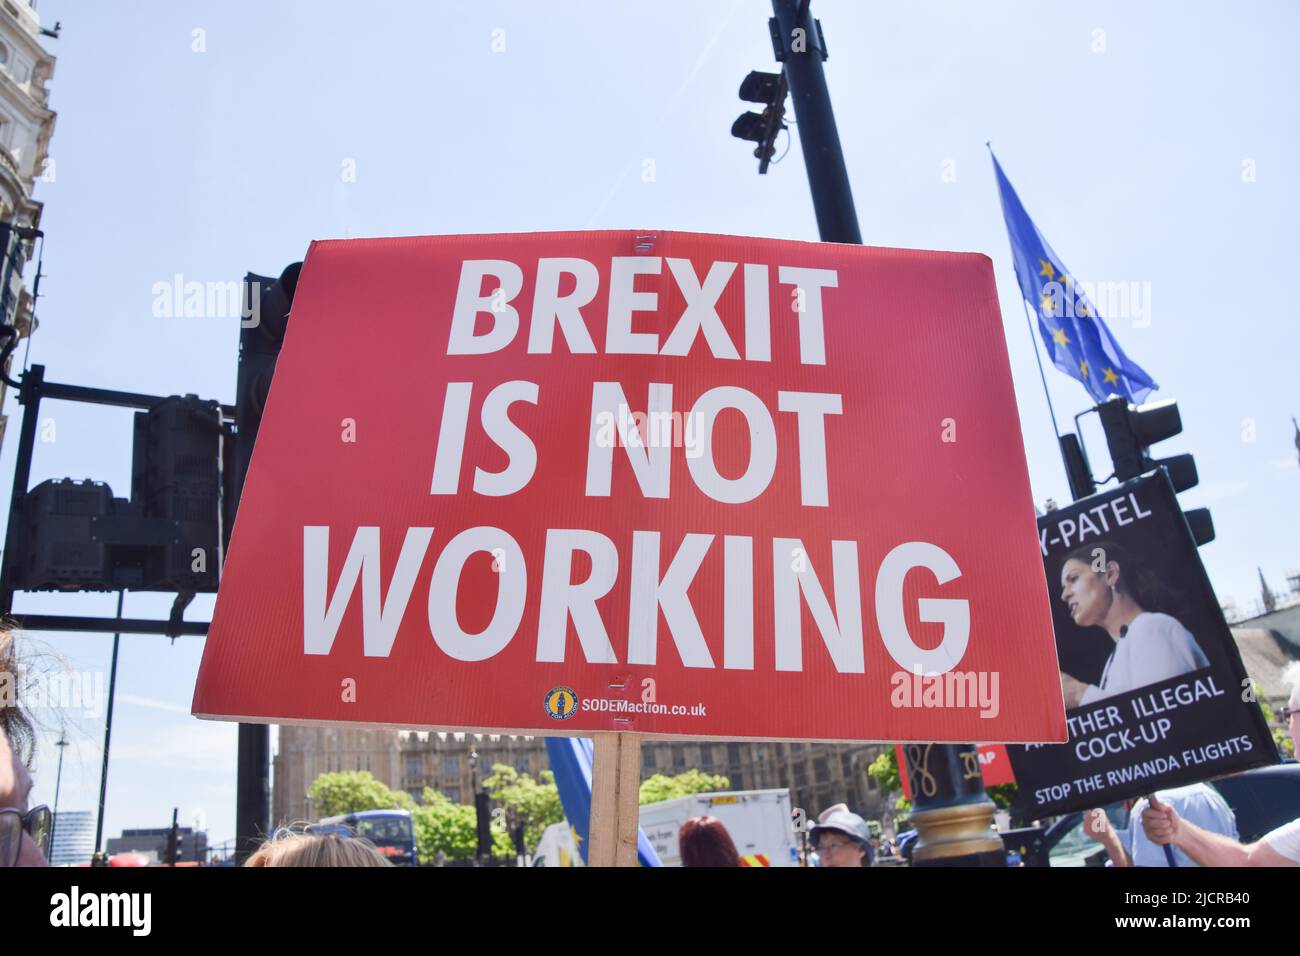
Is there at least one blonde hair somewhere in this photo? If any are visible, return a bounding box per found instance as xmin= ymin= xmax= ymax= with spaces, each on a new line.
xmin=244 ymin=830 xmax=393 ymax=867
xmin=0 ymin=626 xmax=35 ymax=766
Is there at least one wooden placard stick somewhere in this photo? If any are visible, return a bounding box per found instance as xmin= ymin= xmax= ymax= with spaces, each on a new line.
xmin=588 ymin=732 xmax=643 ymax=867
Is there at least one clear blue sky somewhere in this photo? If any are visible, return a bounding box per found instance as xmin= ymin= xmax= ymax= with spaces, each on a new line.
xmin=9 ymin=0 xmax=1298 ymax=850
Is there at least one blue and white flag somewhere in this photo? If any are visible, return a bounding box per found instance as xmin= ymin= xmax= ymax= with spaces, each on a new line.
xmin=992 ymin=152 xmax=1157 ymax=404
xmin=545 ymin=737 xmax=662 ymax=866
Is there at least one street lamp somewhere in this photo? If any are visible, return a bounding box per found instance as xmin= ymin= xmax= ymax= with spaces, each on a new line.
xmin=469 ymin=748 xmax=491 ymax=865
xmin=49 ymin=733 xmax=69 ymax=858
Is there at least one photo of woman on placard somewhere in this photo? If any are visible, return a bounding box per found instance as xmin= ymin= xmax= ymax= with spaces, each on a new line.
xmin=1057 ymin=540 xmax=1209 ymax=708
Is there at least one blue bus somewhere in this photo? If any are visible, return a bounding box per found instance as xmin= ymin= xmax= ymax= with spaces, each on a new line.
xmin=314 ymin=809 xmax=418 ymax=866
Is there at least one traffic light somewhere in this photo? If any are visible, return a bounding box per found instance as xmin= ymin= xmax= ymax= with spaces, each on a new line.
xmin=227 ymin=264 xmax=300 ymax=542
xmin=731 ymin=69 xmax=788 ymax=173
xmin=235 ymin=263 xmax=301 ymax=445
xmin=131 ymin=395 xmax=224 ymax=589
xmin=1 ymin=267 xmax=296 ymax=600
xmin=1059 ymin=433 xmax=1095 ymax=501
xmin=1097 ymin=396 xmax=1214 ymax=545
xmin=1097 ymin=397 xmax=1198 ymax=491
xmin=11 ymin=479 xmax=125 ymax=590
xmin=10 ymin=394 xmax=224 ymax=592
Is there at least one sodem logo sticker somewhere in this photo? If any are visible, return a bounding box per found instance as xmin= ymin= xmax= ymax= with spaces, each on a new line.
xmin=544 ymin=686 xmax=578 ymax=720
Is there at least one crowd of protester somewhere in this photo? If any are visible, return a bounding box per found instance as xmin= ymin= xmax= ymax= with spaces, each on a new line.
xmin=4 ymin=626 xmax=1296 ymax=868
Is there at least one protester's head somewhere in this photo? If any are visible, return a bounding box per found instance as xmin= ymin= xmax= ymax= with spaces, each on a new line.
xmin=244 ymin=830 xmax=392 ymax=867
xmin=1284 ymin=661 xmax=1300 ymax=754
xmin=0 ymin=629 xmax=34 ymax=766
xmin=0 ymin=627 xmax=49 ymax=867
xmin=1059 ymin=541 xmax=1168 ymax=628
xmin=678 ymin=815 xmax=742 ymax=867
xmin=810 ymin=808 xmax=871 ymax=867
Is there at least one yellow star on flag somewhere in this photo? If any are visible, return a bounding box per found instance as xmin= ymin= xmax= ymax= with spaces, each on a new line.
xmin=1052 ymin=327 xmax=1070 ymax=346
xmin=1103 ymin=367 xmax=1120 ymax=386
xmin=1080 ymin=359 xmax=1089 ymax=378
xmin=1040 ymin=292 xmax=1055 ymax=315
xmin=1038 ymin=259 xmax=1055 ymax=280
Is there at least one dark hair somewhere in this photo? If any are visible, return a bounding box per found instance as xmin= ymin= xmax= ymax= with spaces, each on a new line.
xmin=0 ymin=627 xmax=35 ymax=767
xmin=679 ymin=816 xmax=742 ymax=868
xmin=1061 ymin=540 xmax=1177 ymax=615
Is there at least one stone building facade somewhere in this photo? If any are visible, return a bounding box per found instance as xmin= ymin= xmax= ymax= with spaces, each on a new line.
xmin=273 ymin=724 xmax=894 ymax=829
xmin=0 ymin=0 xmax=55 ymax=446
xmin=272 ymin=725 xmax=548 ymax=825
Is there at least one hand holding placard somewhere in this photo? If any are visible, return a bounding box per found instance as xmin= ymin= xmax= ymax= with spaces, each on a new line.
xmin=1141 ymin=794 xmax=1179 ymax=845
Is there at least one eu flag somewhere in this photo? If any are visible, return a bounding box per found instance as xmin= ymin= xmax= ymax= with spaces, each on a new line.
xmin=544 ymin=737 xmax=662 ymax=866
xmin=991 ymin=152 xmax=1156 ymax=404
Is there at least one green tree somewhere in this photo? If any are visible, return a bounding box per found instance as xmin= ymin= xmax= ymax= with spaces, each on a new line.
xmin=638 ymin=769 xmax=730 ymax=805
xmin=866 ymin=749 xmax=900 ymax=793
xmin=412 ymin=788 xmax=513 ymax=864
xmin=986 ymin=783 xmax=1019 ymax=811
xmin=412 ymin=789 xmax=477 ymax=862
xmin=866 ymin=749 xmax=911 ymax=814
xmin=308 ymin=771 xmax=415 ymax=818
xmin=1274 ymin=728 xmax=1295 ymax=758
xmin=481 ymin=764 xmax=565 ymax=850
xmin=1253 ymin=681 xmax=1295 ymax=758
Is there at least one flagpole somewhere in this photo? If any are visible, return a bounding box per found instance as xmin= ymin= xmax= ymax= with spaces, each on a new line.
xmin=1020 ymin=296 xmax=1063 ymax=447
xmin=1020 ymin=296 xmax=1082 ymax=497
xmin=988 ymin=143 xmax=1071 ymax=489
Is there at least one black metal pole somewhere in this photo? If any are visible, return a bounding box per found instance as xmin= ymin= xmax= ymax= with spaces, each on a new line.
xmin=167 ymin=806 xmax=179 ymax=866
xmin=230 ymin=369 xmax=270 ymax=861
xmin=230 ymin=270 xmax=290 ymax=863
xmin=901 ymin=743 xmax=1005 ymax=867
xmin=471 ymin=748 xmax=488 ymax=865
xmin=0 ymin=364 xmax=232 ymax=631
xmin=0 ymin=365 xmax=42 ymax=616
xmin=93 ymin=590 xmax=125 ymax=856
xmin=764 ymin=0 xmax=1001 ymax=866
xmin=234 ymin=724 xmax=269 ymax=862
xmin=770 ymin=0 xmax=861 ymax=245
xmin=6 ymin=615 xmax=209 ymax=636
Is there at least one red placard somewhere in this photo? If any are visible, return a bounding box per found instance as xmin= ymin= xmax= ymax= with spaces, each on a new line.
xmin=192 ymin=230 xmax=1065 ymax=743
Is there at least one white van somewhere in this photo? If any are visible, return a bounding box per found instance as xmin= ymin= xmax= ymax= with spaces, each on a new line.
xmin=638 ymin=788 xmax=798 ymax=867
